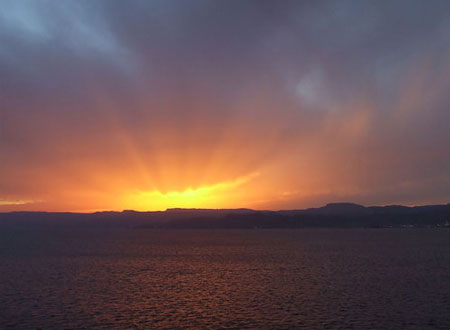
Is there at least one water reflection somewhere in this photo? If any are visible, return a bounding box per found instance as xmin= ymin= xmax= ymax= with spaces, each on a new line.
xmin=0 ymin=229 xmax=449 ymax=329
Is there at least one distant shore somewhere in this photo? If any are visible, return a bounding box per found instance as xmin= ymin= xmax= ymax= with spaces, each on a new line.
xmin=1 ymin=202 xmax=449 ymax=229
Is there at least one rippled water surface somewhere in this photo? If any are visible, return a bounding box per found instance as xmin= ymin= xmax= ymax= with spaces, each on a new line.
xmin=0 ymin=229 xmax=449 ymax=329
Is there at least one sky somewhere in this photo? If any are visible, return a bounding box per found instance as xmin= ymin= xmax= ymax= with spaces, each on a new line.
xmin=1 ymin=0 xmax=450 ymax=212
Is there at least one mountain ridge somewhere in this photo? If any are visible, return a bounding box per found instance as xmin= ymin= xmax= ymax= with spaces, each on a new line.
xmin=1 ymin=202 xmax=449 ymax=228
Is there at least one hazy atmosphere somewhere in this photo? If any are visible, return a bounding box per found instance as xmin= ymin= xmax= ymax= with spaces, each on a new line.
xmin=1 ymin=0 xmax=450 ymax=211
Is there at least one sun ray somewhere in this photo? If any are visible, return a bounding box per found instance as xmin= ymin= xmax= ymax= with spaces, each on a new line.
xmin=121 ymin=172 xmax=259 ymax=211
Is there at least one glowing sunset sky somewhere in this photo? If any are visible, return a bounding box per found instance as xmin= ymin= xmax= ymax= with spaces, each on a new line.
xmin=1 ymin=0 xmax=450 ymax=212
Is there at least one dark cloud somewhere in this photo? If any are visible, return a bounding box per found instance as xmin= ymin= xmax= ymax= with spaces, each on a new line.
xmin=1 ymin=0 xmax=449 ymax=210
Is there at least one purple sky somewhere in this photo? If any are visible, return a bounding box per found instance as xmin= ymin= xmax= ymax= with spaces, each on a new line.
xmin=1 ymin=0 xmax=449 ymax=211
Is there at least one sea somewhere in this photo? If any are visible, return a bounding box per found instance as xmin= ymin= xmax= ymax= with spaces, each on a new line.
xmin=0 ymin=228 xmax=449 ymax=329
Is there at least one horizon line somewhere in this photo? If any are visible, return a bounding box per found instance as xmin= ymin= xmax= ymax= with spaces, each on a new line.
xmin=2 ymin=201 xmax=449 ymax=215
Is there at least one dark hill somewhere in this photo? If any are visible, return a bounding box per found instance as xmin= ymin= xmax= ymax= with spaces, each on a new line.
xmin=1 ymin=203 xmax=449 ymax=229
